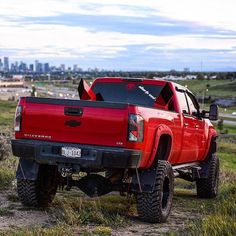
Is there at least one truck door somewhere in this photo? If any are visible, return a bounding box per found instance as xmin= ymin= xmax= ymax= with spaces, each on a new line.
xmin=176 ymin=91 xmax=198 ymax=163
xmin=185 ymin=92 xmax=206 ymax=160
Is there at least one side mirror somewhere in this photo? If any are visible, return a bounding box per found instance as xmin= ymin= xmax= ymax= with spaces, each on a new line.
xmin=201 ymin=104 xmax=218 ymax=120
xmin=209 ymin=104 xmax=218 ymax=120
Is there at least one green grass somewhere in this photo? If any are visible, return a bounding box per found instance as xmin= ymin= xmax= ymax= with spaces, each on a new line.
xmin=51 ymin=194 xmax=134 ymax=228
xmin=178 ymin=138 xmax=236 ymax=236
xmin=0 ymin=168 xmax=15 ymax=190
xmin=218 ymin=139 xmax=236 ymax=171
xmin=222 ymin=124 xmax=236 ymax=134
xmin=214 ymin=123 xmax=236 ymax=135
xmin=0 ymin=156 xmax=17 ymax=190
xmin=219 ymin=106 xmax=236 ymax=114
xmin=0 ymin=100 xmax=16 ymax=129
xmin=1 ymin=223 xmax=75 ymax=236
xmin=7 ymin=193 xmax=19 ymax=202
xmin=207 ymin=81 xmax=236 ymax=98
xmin=176 ymin=80 xmax=236 ymax=98
xmin=184 ymin=183 xmax=236 ymax=236
xmin=0 ymin=207 xmax=14 ymax=217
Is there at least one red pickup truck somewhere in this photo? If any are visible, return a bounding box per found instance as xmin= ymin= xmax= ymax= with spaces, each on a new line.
xmin=12 ymin=77 xmax=219 ymax=223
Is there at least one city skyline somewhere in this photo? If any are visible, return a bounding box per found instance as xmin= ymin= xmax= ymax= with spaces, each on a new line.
xmin=0 ymin=1 xmax=236 ymax=71
xmin=0 ymin=56 xmax=85 ymax=73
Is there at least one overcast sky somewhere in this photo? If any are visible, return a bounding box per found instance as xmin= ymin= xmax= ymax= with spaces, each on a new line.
xmin=0 ymin=0 xmax=236 ymax=71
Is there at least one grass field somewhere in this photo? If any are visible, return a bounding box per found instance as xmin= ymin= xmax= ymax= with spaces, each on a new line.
xmin=0 ymin=94 xmax=236 ymax=235
xmin=184 ymin=137 xmax=236 ymax=236
xmin=176 ymin=79 xmax=236 ymax=98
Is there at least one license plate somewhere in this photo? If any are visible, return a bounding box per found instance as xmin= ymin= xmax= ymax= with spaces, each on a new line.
xmin=61 ymin=147 xmax=81 ymax=158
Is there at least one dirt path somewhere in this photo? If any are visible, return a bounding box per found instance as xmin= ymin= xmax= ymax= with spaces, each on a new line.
xmin=111 ymin=195 xmax=201 ymax=236
xmin=0 ymin=190 xmax=52 ymax=231
xmin=0 ymin=190 xmax=201 ymax=235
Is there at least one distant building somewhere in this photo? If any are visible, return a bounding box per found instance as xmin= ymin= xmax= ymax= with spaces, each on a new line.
xmin=0 ymin=59 xmax=3 ymax=71
xmin=19 ymin=61 xmax=27 ymax=72
xmin=73 ymin=64 xmax=78 ymax=72
xmin=10 ymin=63 xmax=15 ymax=72
xmin=3 ymin=57 xmax=9 ymax=72
xmin=35 ymin=60 xmax=39 ymax=73
xmin=37 ymin=63 xmax=43 ymax=73
xmin=43 ymin=63 xmax=50 ymax=73
xmin=29 ymin=64 xmax=34 ymax=72
xmin=60 ymin=64 xmax=65 ymax=72
xmin=0 ymin=75 xmax=25 ymax=87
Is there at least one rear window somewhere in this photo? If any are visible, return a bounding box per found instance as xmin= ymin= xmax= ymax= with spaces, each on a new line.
xmin=92 ymin=82 xmax=163 ymax=107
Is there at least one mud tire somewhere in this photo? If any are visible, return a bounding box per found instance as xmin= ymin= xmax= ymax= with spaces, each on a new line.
xmin=196 ymin=154 xmax=219 ymax=198
xmin=17 ymin=164 xmax=59 ymax=207
xmin=136 ymin=160 xmax=174 ymax=223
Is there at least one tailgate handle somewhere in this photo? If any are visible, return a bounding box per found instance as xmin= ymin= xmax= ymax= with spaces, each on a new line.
xmin=64 ymin=107 xmax=83 ymax=116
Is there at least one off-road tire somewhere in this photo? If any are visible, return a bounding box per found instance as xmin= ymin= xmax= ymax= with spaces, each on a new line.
xmin=196 ymin=154 xmax=219 ymax=198
xmin=136 ymin=160 xmax=174 ymax=223
xmin=17 ymin=164 xmax=59 ymax=207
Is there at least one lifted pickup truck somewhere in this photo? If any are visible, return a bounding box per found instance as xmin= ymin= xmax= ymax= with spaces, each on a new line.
xmin=12 ymin=77 xmax=219 ymax=223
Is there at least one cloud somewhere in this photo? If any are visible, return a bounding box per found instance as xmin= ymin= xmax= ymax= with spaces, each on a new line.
xmin=0 ymin=0 xmax=236 ymax=70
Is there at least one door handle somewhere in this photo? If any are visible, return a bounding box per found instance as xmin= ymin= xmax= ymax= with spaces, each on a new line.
xmin=184 ymin=123 xmax=189 ymax=127
xmin=64 ymin=107 xmax=83 ymax=116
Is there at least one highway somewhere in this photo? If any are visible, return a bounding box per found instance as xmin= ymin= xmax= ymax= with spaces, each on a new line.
xmin=218 ymin=113 xmax=236 ymax=126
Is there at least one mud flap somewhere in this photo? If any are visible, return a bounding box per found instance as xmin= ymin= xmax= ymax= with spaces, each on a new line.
xmin=16 ymin=159 xmax=39 ymax=180
xmin=192 ymin=161 xmax=210 ymax=180
xmin=131 ymin=169 xmax=157 ymax=193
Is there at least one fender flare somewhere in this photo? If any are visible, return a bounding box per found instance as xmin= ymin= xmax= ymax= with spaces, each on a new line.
xmin=147 ymin=124 xmax=173 ymax=168
xmin=204 ymin=133 xmax=218 ymax=161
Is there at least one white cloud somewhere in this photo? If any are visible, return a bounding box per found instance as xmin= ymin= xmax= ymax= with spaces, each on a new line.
xmin=57 ymin=0 xmax=236 ymax=32
xmin=1 ymin=0 xmax=235 ymax=31
xmin=0 ymin=0 xmax=236 ymax=69
xmin=1 ymin=21 xmax=235 ymax=59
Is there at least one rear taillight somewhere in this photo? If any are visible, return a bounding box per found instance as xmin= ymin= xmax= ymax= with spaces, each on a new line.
xmin=128 ymin=114 xmax=144 ymax=142
xmin=14 ymin=105 xmax=22 ymax=132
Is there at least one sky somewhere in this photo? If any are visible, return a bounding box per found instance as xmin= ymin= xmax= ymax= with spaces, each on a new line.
xmin=0 ymin=0 xmax=236 ymax=71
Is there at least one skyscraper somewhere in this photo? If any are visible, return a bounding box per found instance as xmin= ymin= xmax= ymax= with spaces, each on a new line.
xmin=43 ymin=63 xmax=50 ymax=73
xmin=29 ymin=64 xmax=34 ymax=72
xmin=0 ymin=59 xmax=3 ymax=72
xmin=73 ymin=64 xmax=78 ymax=72
xmin=3 ymin=57 xmax=9 ymax=72
xmin=60 ymin=64 xmax=65 ymax=72
xmin=35 ymin=60 xmax=39 ymax=73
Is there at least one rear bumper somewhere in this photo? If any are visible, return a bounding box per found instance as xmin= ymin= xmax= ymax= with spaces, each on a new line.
xmin=11 ymin=139 xmax=142 ymax=169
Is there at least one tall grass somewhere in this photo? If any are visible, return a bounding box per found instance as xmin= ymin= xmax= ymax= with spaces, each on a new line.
xmin=0 ymin=100 xmax=16 ymax=130
xmin=1 ymin=223 xmax=74 ymax=236
xmin=176 ymin=137 xmax=236 ymax=236
xmin=52 ymin=194 xmax=135 ymax=227
xmin=185 ymin=183 xmax=236 ymax=236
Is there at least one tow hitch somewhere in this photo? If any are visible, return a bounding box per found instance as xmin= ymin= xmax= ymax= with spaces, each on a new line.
xmin=60 ymin=167 xmax=73 ymax=177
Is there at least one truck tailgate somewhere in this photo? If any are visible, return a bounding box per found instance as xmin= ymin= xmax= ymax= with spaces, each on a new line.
xmin=20 ymin=97 xmax=128 ymax=147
